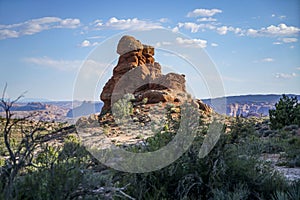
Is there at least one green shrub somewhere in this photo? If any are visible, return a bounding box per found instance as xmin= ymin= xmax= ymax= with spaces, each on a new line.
xmin=112 ymin=93 xmax=134 ymax=124
xmin=269 ymin=95 xmax=300 ymax=130
xmin=272 ymin=180 xmax=300 ymax=200
xmin=119 ymin=131 xmax=287 ymax=200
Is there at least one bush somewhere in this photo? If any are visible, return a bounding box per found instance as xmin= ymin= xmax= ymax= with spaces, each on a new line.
xmin=119 ymin=131 xmax=288 ymax=200
xmin=269 ymin=95 xmax=300 ymax=130
xmin=112 ymin=93 xmax=134 ymax=124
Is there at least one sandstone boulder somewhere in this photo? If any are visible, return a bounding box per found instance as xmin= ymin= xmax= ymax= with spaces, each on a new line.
xmin=117 ymin=35 xmax=143 ymax=55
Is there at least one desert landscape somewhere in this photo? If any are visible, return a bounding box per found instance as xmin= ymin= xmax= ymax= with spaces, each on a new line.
xmin=0 ymin=1 xmax=299 ymax=199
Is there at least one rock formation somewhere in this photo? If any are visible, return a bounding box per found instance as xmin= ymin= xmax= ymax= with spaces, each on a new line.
xmin=100 ymin=35 xmax=211 ymax=114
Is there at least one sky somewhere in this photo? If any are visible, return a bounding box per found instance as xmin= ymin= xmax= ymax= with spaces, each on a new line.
xmin=0 ymin=0 xmax=299 ymax=101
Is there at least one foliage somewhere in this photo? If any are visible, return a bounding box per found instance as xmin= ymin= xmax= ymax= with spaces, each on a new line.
xmin=0 ymin=88 xmax=133 ymax=200
xmin=112 ymin=93 xmax=134 ymax=124
xmin=118 ymin=118 xmax=289 ymax=200
xmin=269 ymin=94 xmax=300 ymax=130
xmin=272 ymin=180 xmax=300 ymax=200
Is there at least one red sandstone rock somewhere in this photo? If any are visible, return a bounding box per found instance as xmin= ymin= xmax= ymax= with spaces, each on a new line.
xmin=99 ymin=35 xmax=212 ymax=114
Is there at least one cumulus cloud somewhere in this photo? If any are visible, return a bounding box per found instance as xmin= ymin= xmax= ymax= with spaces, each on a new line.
xmin=79 ymin=40 xmax=99 ymax=47
xmin=187 ymin=8 xmax=222 ymax=17
xmin=262 ymin=58 xmax=274 ymax=62
xmin=216 ymin=26 xmax=242 ymax=35
xmin=60 ymin=18 xmax=80 ymax=28
xmin=246 ymin=24 xmax=300 ymax=37
xmin=211 ymin=43 xmax=218 ymax=47
xmin=197 ymin=17 xmax=217 ymax=22
xmin=23 ymin=56 xmax=82 ymax=71
xmin=93 ymin=17 xmax=162 ymax=31
xmin=0 ymin=17 xmax=80 ymax=40
xmin=216 ymin=26 xmax=228 ymax=35
xmin=177 ymin=22 xmax=216 ymax=33
xmin=175 ymin=37 xmax=207 ymax=48
xmin=178 ymin=22 xmax=201 ymax=33
xmin=182 ymin=22 xmax=300 ymax=37
xmin=274 ymin=72 xmax=297 ymax=79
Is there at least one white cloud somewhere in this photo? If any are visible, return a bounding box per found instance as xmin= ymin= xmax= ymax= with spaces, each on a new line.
xmin=92 ymin=19 xmax=103 ymax=27
xmin=178 ymin=22 xmax=201 ymax=33
xmin=175 ymin=21 xmax=299 ymax=39
xmin=172 ymin=26 xmax=179 ymax=33
xmin=262 ymin=58 xmax=274 ymax=62
xmin=247 ymin=24 xmax=300 ymax=37
xmin=159 ymin=18 xmax=169 ymax=23
xmin=272 ymin=37 xmax=298 ymax=45
xmin=0 ymin=17 xmax=80 ymax=40
xmin=279 ymin=15 xmax=286 ymax=20
xmin=177 ymin=22 xmax=216 ymax=33
xmin=216 ymin=26 xmax=242 ymax=35
xmin=0 ymin=29 xmax=19 ymax=39
xmin=246 ymin=28 xmax=258 ymax=36
xmin=281 ymin=37 xmax=298 ymax=43
xmin=60 ymin=18 xmax=80 ymax=28
xmin=216 ymin=26 xmax=228 ymax=35
xmin=80 ymin=40 xmax=91 ymax=47
xmin=197 ymin=17 xmax=217 ymax=22
xmin=187 ymin=8 xmax=222 ymax=17
xmin=87 ymin=35 xmax=105 ymax=39
xmin=275 ymin=72 xmax=297 ymax=79
xmin=93 ymin=17 xmax=162 ymax=31
xmin=211 ymin=43 xmax=218 ymax=47
xmin=271 ymin=14 xmax=286 ymax=20
xmin=155 ymin=41 xmax=172 ymax=47
xmin=79 ymin=40 xmax=99 ymax=47
xmin=23 ymin=57 xmax=82 ymax=71
xmin=175 ymin=37 xmax=207 ymax=48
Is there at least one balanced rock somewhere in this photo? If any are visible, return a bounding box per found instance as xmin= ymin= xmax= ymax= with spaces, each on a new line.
xmin=99 ymin=35 xmax=211 ymax=114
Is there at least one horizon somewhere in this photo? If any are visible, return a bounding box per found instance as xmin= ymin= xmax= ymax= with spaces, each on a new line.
xmin=10 ymin=93 xmax=300 ymax=103
xmin=0 ymin=0 xmax=299 ymax=101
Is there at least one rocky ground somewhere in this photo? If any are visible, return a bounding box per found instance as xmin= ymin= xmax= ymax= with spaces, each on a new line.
xmin=76 ymin=101 xmax=211 ymax=148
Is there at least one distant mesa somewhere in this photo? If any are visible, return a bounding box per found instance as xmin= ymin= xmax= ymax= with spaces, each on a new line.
xmin=10 ymin=102 xmax=47 ymax=111
xmin=67 ymin=101 xmax=103 ymax=118
xmin=202 ymin=94 xmax=300 ymax=117
xmin=100 ymin=35 xmax=212 ymax=114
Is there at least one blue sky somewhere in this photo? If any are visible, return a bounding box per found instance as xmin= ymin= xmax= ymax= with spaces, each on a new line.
xmin=0 ymin=0 xmax=299 ymax=101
